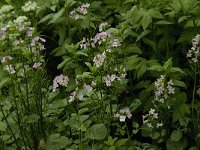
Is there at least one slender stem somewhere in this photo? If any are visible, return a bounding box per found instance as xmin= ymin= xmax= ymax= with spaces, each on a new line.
xmin=0 ymin=105 xmax=20 ymax=149
xmin=11 ymin=77 xmax=27 ymax=149
xmin=192 ymin=64 xmax=197 ymax=136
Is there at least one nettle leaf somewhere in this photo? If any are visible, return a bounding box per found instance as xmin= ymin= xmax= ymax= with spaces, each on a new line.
xmin=136 ymin=61 xmax=147 ymax=79
xmin=163 ymin=58 xmax=172 ymax=70
xmin=130 ymin=99 xmax=141 ymax=111
xmin=39 ymin=14 xmax=54 ymax=23
xmin=141 ymin=12 xmax=152 ymax=30
xmin=173 ymin=80 xmax=186 ymax=88
xmin=86 ymin=123 xmax=107 ymax=140
xmin=0 ymin=77 xmax=10 ymax=89
xmin=57 ymin=57 xmax=72 ymax=69
xmin=148 ymin=65 xmax=163 ymax=72
xmin=125 ymin=55 xmax=141 ymax=70
xmin=171 ymin=130 xmax=182 ymax=142
xmin=49 ymin=8 xmax=65 ymax=24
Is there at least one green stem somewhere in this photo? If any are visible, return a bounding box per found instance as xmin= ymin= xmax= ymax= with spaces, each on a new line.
xmin=0 ymin=105 xmax=20 ymax=149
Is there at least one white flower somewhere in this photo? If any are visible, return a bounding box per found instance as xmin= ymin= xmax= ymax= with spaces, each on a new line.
xmin=5 ymin=65 xmax=15 ymax=74
xmin=156 ymin=122 xmax=163 ymax=128
xmin=0 ymin=5 xmax=14 ymax=14
xmin=99 ymin=22 xmax=109 ymax=32
xmin=26 ymin=27 xmax=34 ymax=37
xmin=115 ymin=107 xmax=132 ymax=122
xmin=103 ymin=74 xmax=117 ymax=86
xmin=187 ymin=34 xmax=200 ymax=63
xmin=1 ymin=55 xmax=12 ymax=63
xmin=69 ymin=3 xmax=90 ymax=19
xmin=22 ymin=1 xmax=38 ymax=12
xmin=93 ymin=52 xmax=106 ymax=67
xmin=83 ymin=84 xmax=93 ymax=93
xmin=33 ymin=62 xmax=42 ymax=69
xmin=69 ymin=91 xmax=76 ymax=102
xmin=110 ymin=39 xmax=121 ymax=47
xmin=92 ymin=32 xmax=111 ymax=46
xmin=53 ymin=74 xmax=69 ymax=92
xmin=77 ymin=92 xmax=84 ymax=100
xmin=119 ymin=115 xmax=126 ymax=122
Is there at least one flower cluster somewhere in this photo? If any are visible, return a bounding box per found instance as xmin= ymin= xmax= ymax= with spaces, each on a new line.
xmin=142 ymin=108 xmax=162 ymax=128
xmin=99 ymin=22 xmax=109 ymax=32
xmin=0 ymin=5 xmax=15 ymax=20
xmin=93 ymin=52 xmax=106 ymax=67
xmin=0 ymin=26 xmax=9 ymax=40
xmin=115 ymin=107 xmax=132 ymax=122
xmin=80 ymin=37 xmax=90 ymax=49
xmin=103 ymin=74 xmax=117 ymax=86
xmin=103 ymin=67 xmax=127 ymax=86
xmin=154 ymin=75 xmax=175 ymax=103
xmin=5 ymin=65 xmax=15 ymax=74
xmin=187 ymin=34 xmax=200 ymax=63
xmin=30 ymin=36 xmax=45 ymax=53
xmin=110 ymin=39 xmax=121 ymax=47
xmin=26 ymin=27 xmax=34 ymax=37
xmin=22 ymin=1 xmax=38 ymax=12
xmin=14 ymin=16 xmax=30 ymax=31
xmin=1 ymin=55 xmax=13 ymax=63
xmin=53 ymin=74 xmax=69 ymax=92
xmin=69 ymin=3 xmax=90 ymax=20
xmin=33 ymin=62 xmax=42 ymax=69
xmin=69 ymin=91 xmax=84 ymax=103
xmin=92 ymin=32 xmax=111 ymax=46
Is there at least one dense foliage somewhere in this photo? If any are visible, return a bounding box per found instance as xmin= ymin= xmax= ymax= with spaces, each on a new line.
xmin=0 ymin=0 xmax=200 ymax=149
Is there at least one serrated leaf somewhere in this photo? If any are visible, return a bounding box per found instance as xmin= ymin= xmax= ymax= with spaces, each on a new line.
xmin=173 ymin=80 xmax=186 ymax=88
xmin=130 ymin=99 xmax=141 ymax=111
xmin=148 ymin=65 xmax=163 ymax=72
xmin=49 ymin=8 xmax=65 ymax=24
xmin=57 ymin=57 xmax=71 ymax=69
xmin=39 ymin=14 xmax=54 ymax=23
xmin=163 ymin=58 xmax=172 ymax=70
xmin=141 ymin=12 xmax=152 ymax=30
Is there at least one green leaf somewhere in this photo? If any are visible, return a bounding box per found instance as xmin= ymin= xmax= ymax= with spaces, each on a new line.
xmin=173 ymin=80 xmax=186 ymax=88
xmin=130 ymin=99 xmax=141 ymax=111
xmin=148 ymin=65 xmax=163 ymax=72
xmin=156 ymin=20 xmax=173 ymax=25
xmin=57 ymin=57 xmax=71 ymax=69
xmin=171 ymin=130 xmax=182 ymax=142
xmin=86 ymin=123 xmax=107 ymax=140
xmin=163 ymin=58 xmax=172 ymax=70
xmin=141 ymin=12 xmax=152 ymax=30
xmin=0 ymin=121 xmax=7 ymax=132
xmin=115 ymin=139 xmax=128 ymax=147
xmin=49 ymin=8 xmax=65 ymax=24
xmin=39 ymin=14 xmax=54 ymax=23
xmin=0 ymin=77 xmax=10 ymax=89
xmin=125 ymin=55 xmax=141 ymax=70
